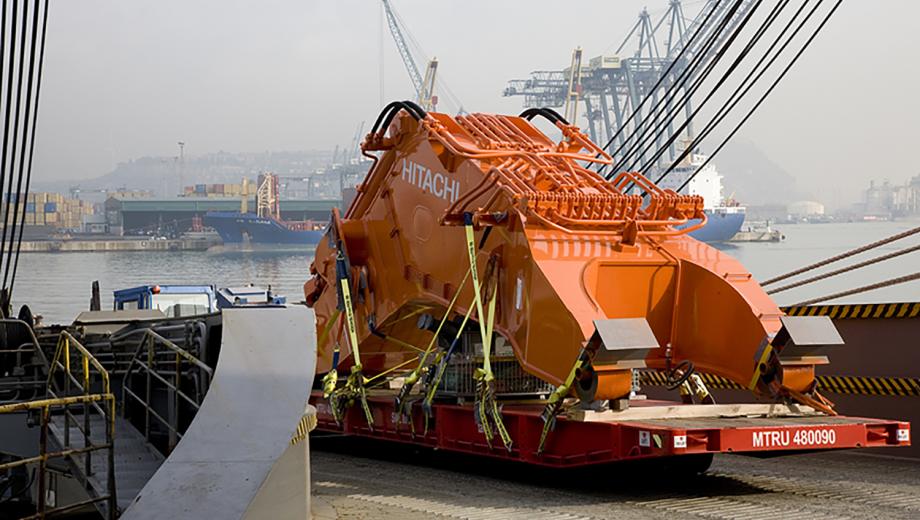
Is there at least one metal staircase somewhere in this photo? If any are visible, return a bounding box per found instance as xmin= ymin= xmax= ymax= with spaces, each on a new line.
xmin=1 ymin=318 xmax=212 ymax=518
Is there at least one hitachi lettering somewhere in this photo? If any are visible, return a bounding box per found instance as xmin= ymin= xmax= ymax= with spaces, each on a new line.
xmin=401 ymin=158 xmax=460 ymax=203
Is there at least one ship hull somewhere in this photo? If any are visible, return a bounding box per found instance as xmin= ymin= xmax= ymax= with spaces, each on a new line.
xmin=687 ymin=208 xmax=746 ymax=242
xmin=203 ymin=212 xmax=324 ymax=245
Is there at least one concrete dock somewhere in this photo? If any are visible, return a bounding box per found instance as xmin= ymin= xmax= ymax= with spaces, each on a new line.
xmin=19 ymin=237 xmax=221 ymax=252
xmin=312 ymin=437 xmax=920 ymax=519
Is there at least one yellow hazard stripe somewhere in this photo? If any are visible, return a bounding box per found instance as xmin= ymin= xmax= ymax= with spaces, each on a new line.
xmin=290 ymin=412 xmax=318 ymax=446
xmin=781 ymin=302 xmax=920 ymax=320
xmin=639 ymin=371 xmax=920 ymax=397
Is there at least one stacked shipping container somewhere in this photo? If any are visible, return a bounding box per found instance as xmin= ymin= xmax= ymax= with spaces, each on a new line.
xmin=182 ymin=182 xmax=247 ymax=198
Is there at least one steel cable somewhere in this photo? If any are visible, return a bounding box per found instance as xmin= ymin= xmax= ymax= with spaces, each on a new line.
xmin=625 ymin=0 xmax=785 ymax=175
xmin=638 ymin=0 xmax=798 ymax=176
xmin=9 ymin=0 xmax=48 ymax=295
xmin=0 ymin=0 xmax=19 ymax=286
xmin=767 ymin=243 xmax=920 ymax=295
xmin=795 ymin=272 xmax=920 ymax=306
xmin=762 ymin=223 xmax=920 ymax=287
xmin=5 ymin=0 xmax=39 ymax=289
xmin=673 ymin=0 xmax=843 ymax=195
xmin=593 ymin=0 xmax=727 ymax=172
xmin=654 ymin=0 xmax=816 ymax=185
xmin=600 ymin=0 xmax=746 ymax=176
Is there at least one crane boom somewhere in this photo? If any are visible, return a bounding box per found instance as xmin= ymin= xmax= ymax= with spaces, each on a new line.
xmin=382 ymin=0 xmax=425 ymax=97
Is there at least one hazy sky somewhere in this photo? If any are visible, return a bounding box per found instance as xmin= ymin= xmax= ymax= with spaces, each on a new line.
xmin=33 ymin=1 xmax=920 ymax=206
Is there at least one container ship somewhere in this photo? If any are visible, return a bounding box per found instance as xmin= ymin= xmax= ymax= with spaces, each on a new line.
xmin=655 ymin=151 xmax=746 ymax=242
xmin=203 ymin=173 xmax=325 ymax=246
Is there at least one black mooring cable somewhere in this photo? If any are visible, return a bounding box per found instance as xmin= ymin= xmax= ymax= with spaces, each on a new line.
xmin=674 ymin=0 xmax=843 ymax=194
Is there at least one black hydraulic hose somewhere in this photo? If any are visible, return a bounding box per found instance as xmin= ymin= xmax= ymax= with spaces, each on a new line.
xmin=10 ymin=0 xmax=48 ymax=295
xmin=594 ymin=0 xmax=725 ymax=172
xmin=617 ymin=0 xmax=765 ymax=176
xmin=6 ymin=0 xmax=40 ymax=290
xmin=599 ymin=0 xmax=744 ymax=177
xmin=655 ymin=0 xmax=815 ymax=185
xmin=369 ymin=100 xmax=426 ymax=138
xmin=519 ymin=107 xmax=569 ymax=126
xmin=401 ymin=99 xmax=427 ymax=120
xmin=675 ymin=0 xmax=843 ymax=194
xmin=636 ymin=0 xmax=792 ymax=175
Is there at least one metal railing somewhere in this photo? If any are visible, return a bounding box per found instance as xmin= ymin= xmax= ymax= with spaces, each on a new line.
xmin=1 ymin=330 xmax=117 ymax=519
xmin=72 ymin=319 xmax=210 ymax=379
xmin=121 ymin=329 xmax=212 ymax=452
xmin=0 ymin=319 xmax=46 ymax=403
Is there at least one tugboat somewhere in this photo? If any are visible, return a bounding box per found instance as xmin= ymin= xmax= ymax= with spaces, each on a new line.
xmin=204 ymin=173 xmax=325 ymax=246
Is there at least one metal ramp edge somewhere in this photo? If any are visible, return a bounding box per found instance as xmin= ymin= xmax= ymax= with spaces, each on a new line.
xmin=120 ymin=306 xmax=316 ymax=519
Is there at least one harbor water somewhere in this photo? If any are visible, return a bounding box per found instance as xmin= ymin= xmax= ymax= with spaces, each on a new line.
xmin=14 ymin=221 xmax=920 ymax=324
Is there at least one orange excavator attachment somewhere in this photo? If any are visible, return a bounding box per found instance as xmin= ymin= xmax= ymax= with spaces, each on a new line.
xmin=305 ymin=102 xmax=841 ymax=433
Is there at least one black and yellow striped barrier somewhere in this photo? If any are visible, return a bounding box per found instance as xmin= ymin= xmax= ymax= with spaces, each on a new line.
xmin=290 ymin=407 xmax=318 ymax=446
xmin=782 ymin=302 xmax=920 ymax=319
xmin=639 ymin=371 xmax=920 ymax=397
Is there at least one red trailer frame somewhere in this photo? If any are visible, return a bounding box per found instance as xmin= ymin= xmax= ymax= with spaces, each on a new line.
xmin=312 ymin=392 xmax=911 ymax=467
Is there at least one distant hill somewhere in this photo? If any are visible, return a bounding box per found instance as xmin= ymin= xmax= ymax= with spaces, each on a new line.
xmin=36 ymin=140 xmax=797 ymax=206
xmin=34 ymin=150 xmax=336 ymax=197
xmin=715 ymin=139 xmax=801 ymax=205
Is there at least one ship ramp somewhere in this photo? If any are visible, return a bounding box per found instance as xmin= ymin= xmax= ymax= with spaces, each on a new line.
xmin=121 ymin=305 xmax=316 ymax=519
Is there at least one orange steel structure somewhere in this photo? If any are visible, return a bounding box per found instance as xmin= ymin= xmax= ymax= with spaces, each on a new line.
xmin=304 ymin=102 xmax=828 ymax=418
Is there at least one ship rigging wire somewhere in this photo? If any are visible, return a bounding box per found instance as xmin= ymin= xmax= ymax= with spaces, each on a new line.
xmin=762 ymin=223 xmax=920 ymax=287
xmin=0 ymin=0 xmax=48 ymax=305
xmin=632 ymin=0 xmax=795 ymax=175
xmin=672 ymin=0 xmax=845 ymax=194
xmin=611 ymin=0 xmax=766 ymax=177
xmin=593 ymin=0 xmax=726 ymax=171
xmin=767 ymin=243 xmax=920 ymax=295
xmin=652 ymin=0 xmax=813 ymax=183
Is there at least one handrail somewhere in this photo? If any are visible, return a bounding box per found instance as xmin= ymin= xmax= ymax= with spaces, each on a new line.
xmin=0 ymin=319 xmax=46 ymax=404
xmin=43 ymin=330 xmax=118 ymax=518
xmin=0 ymin=395 xmax=116 ymax=520
xmin=121 ymin=328 xmax=212 ymax=452
xmin=1 ymin=327 xmax=118 ymax=520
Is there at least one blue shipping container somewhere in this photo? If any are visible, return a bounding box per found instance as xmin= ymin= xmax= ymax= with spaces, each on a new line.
xmin=44 ymin=202 xmax=56 ymax=212
xmin=26 ymin=202 xmax=35 ymax=213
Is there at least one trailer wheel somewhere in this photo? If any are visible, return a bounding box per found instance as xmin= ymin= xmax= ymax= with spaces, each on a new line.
xmin=663 ymin=453 xmax=713 ymax=475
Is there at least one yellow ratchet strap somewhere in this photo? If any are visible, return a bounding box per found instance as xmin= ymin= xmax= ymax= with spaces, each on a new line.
xmin=395 ymin=267 xmax=471 ymax=420
xmin=537 ymin=351 xmax=586 ymax=455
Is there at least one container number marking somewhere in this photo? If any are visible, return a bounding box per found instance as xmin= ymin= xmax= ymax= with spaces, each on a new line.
xmin=752 ymin=428 xmax=837 ymax=448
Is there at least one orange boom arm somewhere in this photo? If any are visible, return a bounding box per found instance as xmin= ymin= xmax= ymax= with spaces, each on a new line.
xmin=305 ymin=102 xmax=830 ymax=411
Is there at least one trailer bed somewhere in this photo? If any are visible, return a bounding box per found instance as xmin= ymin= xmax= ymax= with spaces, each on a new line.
xmin=312 ymin=392 xmax=910 ymax=468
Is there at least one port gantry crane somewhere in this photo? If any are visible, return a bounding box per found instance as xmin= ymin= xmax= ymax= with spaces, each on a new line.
xmin=504 ymin=0 xmax=757 ymax=166
xmin=381 ymin=0 xmax=439 ymax=111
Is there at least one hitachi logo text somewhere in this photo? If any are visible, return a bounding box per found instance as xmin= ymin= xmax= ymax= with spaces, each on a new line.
xmin=401 ymin=159 xmax=460 ymax=203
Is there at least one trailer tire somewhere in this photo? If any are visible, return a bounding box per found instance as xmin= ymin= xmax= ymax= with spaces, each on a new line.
xmin=663 ymin=453 xmax=713 ymax=475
